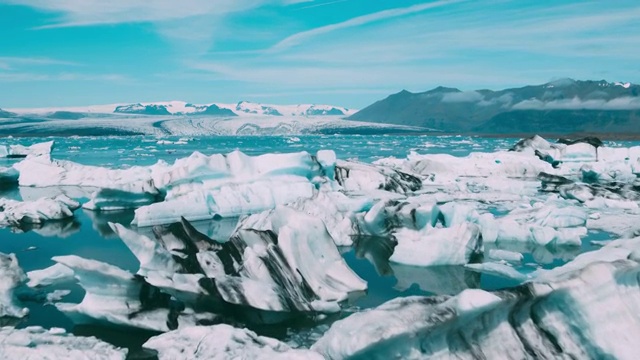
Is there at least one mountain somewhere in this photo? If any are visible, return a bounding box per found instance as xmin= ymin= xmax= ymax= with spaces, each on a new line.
xmin=348 ymin=79 xmax=640 ymax=134
xmin=12 ymin=101 xmax=355 ymax=118
xmin=0 ymin=108 xmax=16 ymax=118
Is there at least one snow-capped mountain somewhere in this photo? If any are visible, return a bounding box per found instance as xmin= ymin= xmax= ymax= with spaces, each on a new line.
xmin=8 ymin=100 xmax=356 ymax=117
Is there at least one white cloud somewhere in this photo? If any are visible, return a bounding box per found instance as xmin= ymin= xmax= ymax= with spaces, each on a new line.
xmin=5 ymin=0 xmax=304 ymax=28
xmin=441 ymin=91 xmax=483 ymax=103
xmin=512 ymin=96 xmax=640 ymax=111
xmin=0 ymin=57 xmax=80 ymax=69
xmin=270 ymin=0 xmax=462 ymax=51
xmin=0 ymin=72 xmax=129 ymax=82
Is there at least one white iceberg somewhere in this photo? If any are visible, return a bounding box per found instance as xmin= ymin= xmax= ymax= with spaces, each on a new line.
xmin=111 ymin=209 xmax=366 ymax=318
xmin=143 ymin=324 xmax=323 ymax=359
xmin=27 ymin=263 xmax=75 ymax=287
xmin=312 ymin=257 xmax=640 ymax=360
xmin=0 ymin=195 xmax=79 ymax=227
xmin=53 ymin=255 xmax=216 ymax=332
xmin=0 ymin=326 xmax=127 ymax=359
xmin=132 ymin=177 xmax=316 ymax=226
xmin=390 ymin=223 xmax=482 ymax=266
xmin=0 ymin=140 xmax=53 ymax=158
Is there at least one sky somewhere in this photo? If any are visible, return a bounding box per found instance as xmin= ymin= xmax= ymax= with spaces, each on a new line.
xmin=1 ymin=0 xmax=639 ymax=109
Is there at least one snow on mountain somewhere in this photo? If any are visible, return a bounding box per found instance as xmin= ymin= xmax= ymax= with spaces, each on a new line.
xmin=7 ymin=100 xmax=357 ymax=117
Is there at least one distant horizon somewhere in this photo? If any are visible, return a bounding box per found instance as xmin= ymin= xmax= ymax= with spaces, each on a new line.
xmin=2 ymin=0 xmax=639 ymax=108
xmin=3 ymin=77 xmax=636 ymax=111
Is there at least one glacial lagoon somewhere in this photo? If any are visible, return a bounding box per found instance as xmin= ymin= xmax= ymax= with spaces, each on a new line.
xmin=0 ymin=134 xmax=638 ymax=358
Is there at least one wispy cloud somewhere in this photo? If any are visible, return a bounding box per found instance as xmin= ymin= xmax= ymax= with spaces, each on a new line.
xmin=0 ymin=56 xmax=81 ymax=70
xmin=5 ymin=0 xmax=306 ymax=28
xmin=295 ymin=0 xmax=349 ymax=10
xmin=270 ymin=0 xmax=462 ymax=51
xmin=0 ymin=72 xmax=129 ymax=82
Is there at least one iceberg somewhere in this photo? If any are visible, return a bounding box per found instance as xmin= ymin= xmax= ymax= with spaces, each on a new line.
xmin=0 ymin=195 xmax=80 ymax=227
xmin=26 ymin=263 xmax=75 ymax=287
xmin=52 ymin=255 xmax=217 ymax=331
xmin=312 ymin=258 xmax=640 ymax=360
xmin=132 ymin=177 xmax=316 ymax=226
xmin=111 ymin=208 xmax=366 ymax=322
xmin=142 ymin=324 xmax=323 ymax=359
xmin=0 ymin=140 xmax=53 ymax=158
xmin=334 ymin=160 xmax=422 ymax=194
xmin=390 ymin=223 xmax=482 ymax=266
xmin=0 ymin=253 xmax=29 ymax=318
xmin=0 ymin=326 xmax=127 ymax=359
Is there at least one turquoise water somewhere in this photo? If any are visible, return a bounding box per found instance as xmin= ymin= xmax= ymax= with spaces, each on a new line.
xmin=0 ymin=134 xmax=635 ymax=354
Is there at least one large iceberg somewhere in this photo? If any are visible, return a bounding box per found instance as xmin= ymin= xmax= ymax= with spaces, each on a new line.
xmin=313 ymin=258 xmax=640 ymax=359
xmin=109 ymin=208 xmax=366 ymax=324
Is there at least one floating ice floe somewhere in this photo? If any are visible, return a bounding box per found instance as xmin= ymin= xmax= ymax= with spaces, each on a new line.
xmin=0 ymin=195 xmax=80 ymax=227
xmin=53 ymin=255 xmax=217 ymax=332
xmin=27 ymin=263 xmax=75 ymax=287
xmin=0 ymin=140 xmax=53 ymax=158
xmin=0 ymin=326 xmax=127 ymax=359
xmin=143 ymin=324 xmax=323 ymax=359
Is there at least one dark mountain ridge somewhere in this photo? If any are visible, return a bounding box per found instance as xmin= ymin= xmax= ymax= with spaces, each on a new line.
xmin=348 ymin=79 xmax=640 ymax=134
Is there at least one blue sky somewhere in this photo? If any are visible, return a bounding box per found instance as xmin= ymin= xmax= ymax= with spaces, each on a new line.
xmin=1 ymin=0 xmax=639 ymax=108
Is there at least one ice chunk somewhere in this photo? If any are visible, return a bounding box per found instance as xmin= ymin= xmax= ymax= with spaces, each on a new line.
xmin=14 ymin=154 xmax=152 ymax=188
xmin=334 ymin=160 xmax=422 ymax=194
xmin=231 ymin=207 xmax=367 ymax=303
xmin=390 ymin=223 xmax=482 ymax=266
xmin=313 ymin=259 xmax=640 ymax=360
xmin=27 ymin=263 xmax=74 ymax=287
xmin=112 ymin=210 xmax=365 ymax=319
xmin=83 ymin=182 xmax=160 ymax=211
xmin=53 ymin=255 xmax=216 ymax=331
xmin=377 ymin=150 xmax=553 ymax=179
xmin=0 ymin=140 xmax=53 ymax=158
xmin=132 ymin=178 xmax=315 ymax=226
xmin=0 ymin=195 xmax=79 ymax=227
xmin=287 ymin=191 xmax=373 ymax=246
xmin=143 ymin=324 xmax=323 ymax=359
xmin=0 ymin=253 xmax=29 ymax=318
xmin=0 ymin=326 xmax=127 ymax=359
